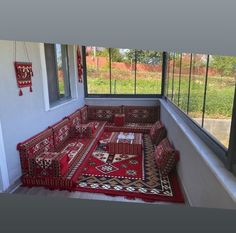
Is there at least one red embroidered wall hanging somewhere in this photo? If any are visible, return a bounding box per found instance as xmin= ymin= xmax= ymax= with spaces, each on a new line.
xmin=77 ymin=46 xmax=83 ymax=83
xmin=14 ymin=62 xmax=34 ymax=96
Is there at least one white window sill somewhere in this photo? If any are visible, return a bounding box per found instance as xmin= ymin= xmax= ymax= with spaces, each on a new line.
xmin=160 ymin=99 xmax=236 ymax=203
xmin=85 ymin=97 xmax=160 ymax=101
xmin=45 ymin=98 xmax=77 ymax=111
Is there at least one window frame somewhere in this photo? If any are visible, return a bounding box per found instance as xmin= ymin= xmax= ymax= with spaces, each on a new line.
xmin=44 ymin=43 xmax=72 ymax=107
xmin=164 ymin=52 xmax=236 ymax=174
xmin=82 ymin=45 xmax=236 ymax=175
xmin=82 ymin=46 xmax=163 ymax=98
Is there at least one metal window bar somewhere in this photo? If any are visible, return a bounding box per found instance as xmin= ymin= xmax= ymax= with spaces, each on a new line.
xmin=161 ymin=52 xmax=168 ymax=96
xmin=134 ymin=50 xmax=137 ymax=94
xmin=171 ymin=53 xmax=176 ymax=101
xmin=82 ymin=46 xmax=88 ymax=96
xmin=109 ymin=48 xmax=112 ymax=94
xmin=166 ymin=53 xmax=170 ymax=98
xmin=177 ymin=53 xmax=183 ymax=106
xmin=187 ymin=53 xmax=193 ymax=114
xmin=201 ymin=55 xmax=210 ymax=128
xmin=227 ymin=83 xmax=236 ymax=174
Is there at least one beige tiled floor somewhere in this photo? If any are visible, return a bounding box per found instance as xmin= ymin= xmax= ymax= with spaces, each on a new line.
xmin=13 ymin=185 xmax=187 ymax=206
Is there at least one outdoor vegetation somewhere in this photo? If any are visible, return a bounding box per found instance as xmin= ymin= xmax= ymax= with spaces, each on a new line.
xmin=86 ymin=47 xmax=162 ymax=94
xmin=85 ymin=47 xmax=236 ymax=148
xmin=167 ymin=53 xmax=236 ymax=119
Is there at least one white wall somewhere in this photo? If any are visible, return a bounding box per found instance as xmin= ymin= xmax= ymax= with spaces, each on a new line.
xmin=0 ymin=40 xmax=85 ymax=189
xmin=160 ymin=100 xmax=236 ymax=209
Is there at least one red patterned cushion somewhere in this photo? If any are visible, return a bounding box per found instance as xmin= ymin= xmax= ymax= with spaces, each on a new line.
xmin=74 ymin=123 xmax=93 ymax=138
xmin=87 ymin=105 xmax=122 ymax=122
xmin=154 ymin=138 xmax=179 ymax=176
xmin=105 ymin=122 xmax=152 ymax=134
xmin=150 ymin=121 xmax=167 ymax=145
xmin=80 ymin=105 xmax=88 ymax=124
xmin=66 ymin=110 xmax=82 ymax=137
xmin=114 ymin=114 xmax=125 ymax=126
xmin=87 ymin=121 xmax=99 ymax=133
xmin=28 ymin=151 xmax=69 ymax=177
xmin=67 ymin=110 xmax=81 ymax=128
xmin=123 ymin=105 xmax=160 ymax=123
xmin=50 ymin=119 xmax=71 ymax=149
xmin=17 ymin=128 xmax=54 ymax=174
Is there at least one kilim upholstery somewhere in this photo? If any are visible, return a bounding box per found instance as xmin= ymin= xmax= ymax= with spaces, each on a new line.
xmin=105 ymin=122 xmax=153 ymax=134
xmin=123 ymin=105 xmax=160 ymax=124
xmin=49 ymin=118 xmax=71 ymax=150
xmin=17 ymin=128 xmax=54 ymax=175
xmin=87 ymin=105 xmax=122 ymax=122
xmin=154 ymin=138 xmax=180 ymax=176
xmin=17 ymin=104 xmax=169 ymax=191
xmin=150 ymin=121 xmax=167 ymax=145
xmin=80 ymin=105 xmax=88 ymax=124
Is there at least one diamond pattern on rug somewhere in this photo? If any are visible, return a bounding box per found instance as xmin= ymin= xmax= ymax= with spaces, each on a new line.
xmin=95 ymin=164 xmax=119 ymax=174
xmin=81 ymin=132 xmax=144 ymax=180
xmin=76 ymin=133 xmax=184 ymax=203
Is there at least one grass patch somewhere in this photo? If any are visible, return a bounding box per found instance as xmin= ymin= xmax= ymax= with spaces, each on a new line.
xmin=87 ymin=68 xmax=235 ymax=119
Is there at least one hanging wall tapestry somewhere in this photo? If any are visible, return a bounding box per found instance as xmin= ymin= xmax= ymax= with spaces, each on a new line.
xmin=77 ymin=45 xmax=83 ymax=83
xmin=14 ymin=62 xmax=33 ymax=96
xmin=14 ymin=42 xmax=34 ymax=96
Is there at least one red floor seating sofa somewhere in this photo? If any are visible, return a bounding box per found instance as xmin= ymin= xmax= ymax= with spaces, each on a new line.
xmin=17 ymin=104 xmax=164 ymax=190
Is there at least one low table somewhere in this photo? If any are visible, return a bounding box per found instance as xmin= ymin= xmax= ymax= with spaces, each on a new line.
xmin=107 ymin=132 xmax=142 ymax=156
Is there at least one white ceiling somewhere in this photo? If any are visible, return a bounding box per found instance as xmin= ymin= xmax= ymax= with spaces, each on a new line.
xmin=0 ymin=0 xmax=236 ymax=56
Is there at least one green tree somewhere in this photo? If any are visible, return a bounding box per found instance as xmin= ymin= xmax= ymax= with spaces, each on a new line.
xmin=210 ymin=55 xmax=236 ymax=76
xmin=96 ymin=48 xmax=124 ymax=62
xmin=126 ymin=49 xmax=162 ymax=65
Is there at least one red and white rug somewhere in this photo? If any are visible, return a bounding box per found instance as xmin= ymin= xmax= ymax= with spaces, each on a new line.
xmin=75 ymin=132 xmax=185 ymax=203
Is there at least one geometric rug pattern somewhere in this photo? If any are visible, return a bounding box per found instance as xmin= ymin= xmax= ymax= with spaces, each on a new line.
xmin=76 ymin=133 xmax=185 ymax=203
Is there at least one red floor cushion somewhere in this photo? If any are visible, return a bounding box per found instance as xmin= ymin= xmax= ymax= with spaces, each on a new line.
xmin=150 ymin=121 xmax=167 ymax=145
xmin=154 ymin=138 xmax=179 ymax=176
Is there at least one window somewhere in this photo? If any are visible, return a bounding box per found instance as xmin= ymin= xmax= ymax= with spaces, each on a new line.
xmin=204 ymin=55 xmax=236 ymax=148
xmin=44 ymin=44 xmax=71 ymax=106
xmin=83 ymin=46 xmax=162 ymax=97
xmin=111 ymin=48 xmax=135 ymax=94
xmin=136 ymin=50 xmax=162 ymax=94
xmin=85 ymin=46 xmax=110 ymax=94
xmin=165 ymin=52 xmax=236 ymax=151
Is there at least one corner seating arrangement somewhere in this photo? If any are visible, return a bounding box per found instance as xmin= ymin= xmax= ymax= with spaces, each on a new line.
xmin=17 ymin=105 xmax=164 ymax=190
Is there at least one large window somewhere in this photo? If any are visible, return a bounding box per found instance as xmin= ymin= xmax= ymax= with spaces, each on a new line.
xmin=85 ymin=46 xmax=110 ymax=94
xmin=44 ymin=44 xmax=71 ymax=106
xmin=204 ymin=55 xmax=236 ymax=148
xmin=83 ymin=46 xmax=162 ymax=96
xmin=166 ymin=52 xmax=236 ymax=150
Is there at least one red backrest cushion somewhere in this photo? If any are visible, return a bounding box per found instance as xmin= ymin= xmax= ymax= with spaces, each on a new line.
xmin=66 ymin=110 xmax=82 ymax=137
xmin=123 ymin=105 xmax=160 ymax=123
xmin=29 ymin=152 xmax=69 ymax=177
xmin=150 ymin=121 xmax=167 ymax=145
xmin=50 ymin=118 xmax=71 ymax=150
xmin=87 ymin=105 xmax=122 ymax=122
xmin=154 ymin=138 xmax=179 ymax=176
xmin=16 ymin=128 xmax=54 ymax=174
xmin=67 ymin=110 xmax=81 ymax=128
xmin=80 ymin=105 xmax=88 ymax=124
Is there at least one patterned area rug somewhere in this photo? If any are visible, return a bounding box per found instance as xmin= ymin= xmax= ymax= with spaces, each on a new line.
xmin=76 ymin=132 xmax=185 ymax=203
